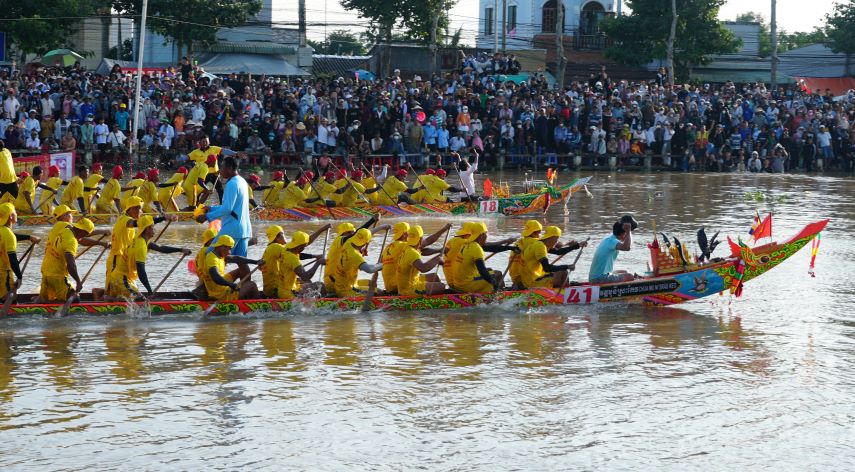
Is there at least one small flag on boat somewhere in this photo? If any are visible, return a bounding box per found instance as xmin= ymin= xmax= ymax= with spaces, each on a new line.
xmin=748 ymin=211 xmax=762 ymax=237
xmin=749 ymin=212 xmax=772 ymax=242
xmin=483 ymin=178 xmax=493 ymax=198
xmin=808 ymin=232 xmax=821 ymax=277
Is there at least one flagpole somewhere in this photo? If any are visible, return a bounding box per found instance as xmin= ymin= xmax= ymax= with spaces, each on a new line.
xmin=129 ymin=0 xmax=149 ymax=164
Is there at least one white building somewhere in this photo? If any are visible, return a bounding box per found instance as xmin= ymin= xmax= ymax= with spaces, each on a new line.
xmin=476 ymin=0 xmax=618 ymax=50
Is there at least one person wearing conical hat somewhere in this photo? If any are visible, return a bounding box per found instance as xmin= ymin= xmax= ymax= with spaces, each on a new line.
xmin=203 ymin=235 xmax=264 ymax=301
xmin=323 ymin=215 xmax=380 ymax=290
xmin=37 ymin=165 xmax=64 ymax=215
xmin=329 ymin=228 xmax=383 ymax=297
xmin=0 ymin=203 xmax=40 ymax=300
xmin=36 ymin=216 xmax=106 ymax=302
xmin=95 ymin=165 xmax=125 ymax=214
xmin=509 ymin=220 xmax=543 ymax=288
xmin=396 ymin=225 xmax=445 ymax=296
xmin=157 ymin=166 xmax=187 ymax=212
xmin=520 ymin=226 xmax=585 ymax=289
xmin=451 ymin=222 xmax=505 ymax=293
xmin=105 ymin=215 xmax=190 ymax=299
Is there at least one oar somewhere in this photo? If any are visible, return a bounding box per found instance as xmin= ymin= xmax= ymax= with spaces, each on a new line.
xmin=75 ymin=233 xmax=107 ymax=259
xmin=555 ymin=238 xmax=590 ymax=290
xmin=152 ymin=252 xmax=188 ymax=293
xmin=301 ymin=167 xmax=337 ymax=220
xmin=202 ymin=264 xmax=262 ymax=316
xmin=328 ymin=160 xmax=371 ymax=205
xmin=0 ymin=242 xmax=36 ymax=316
xmin=432 ymin=227 xmax=451 ymax=276
xmin=452 ymin=161 xmax=475 ymax=212
xmin=316 ymin=227 xmax=330 ymax=283
xmin=362 ymin=163 xmax=403 ymax=210
xmin=362 ymin=226 xmax=390 ymax=312
xmin=80 ymin=244 xmax=109 ymax=286
xmin=152 ymin=219 xmax=172 ymax=245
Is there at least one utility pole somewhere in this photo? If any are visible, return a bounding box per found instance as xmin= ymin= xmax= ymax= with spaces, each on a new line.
xmin=501 ymin=0 xmax=507 ymax=53
xmin=298 ymin=0 xmax=307 ymax=47
xmin=429 ymin=0 xmax=441 ymax=79
xmin=493 ymin=0 xmax=499 ymax=53
xmin=556 ymin=2 xmax=565 ymax=89
xmin=129 ymin=0 xmax=148 ymax=162
xmin=770 ymin=0 xmax=778 ymax=88
xmin=667 ymin=0 xmax=677 ymax=92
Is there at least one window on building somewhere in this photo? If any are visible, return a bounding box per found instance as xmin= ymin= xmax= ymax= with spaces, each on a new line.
xmin=485 ymin=8 xmax=494 ymax=35
xmin=542 ymin=0 xmax=564 ymax=33
xmin=507 ymin=5 xmax=517 ymax=31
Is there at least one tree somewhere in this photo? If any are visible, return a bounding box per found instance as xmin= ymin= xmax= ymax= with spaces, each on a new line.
xmin=340 ymin=0 xmax=401 ymax=77
xmin=600 ymin=0 xmax=740 ymax=80
xmin=308 ymin=30 xmax=368 ymax=55
xmin=736 ymin=11 xmax=772 ymax=57
xmin=146 ymin=0 xmax=262 ymax=56
xmin=825 ymin=0 xmax=855 ymax=76
xmin=736 ymin=11 xmax=826 ymax=57
xmin=0 ymin=0 xmax=92 ymax=60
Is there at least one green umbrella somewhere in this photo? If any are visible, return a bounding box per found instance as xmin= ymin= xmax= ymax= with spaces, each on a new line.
xmin=41 ymin=49 xmax=84 ymax=67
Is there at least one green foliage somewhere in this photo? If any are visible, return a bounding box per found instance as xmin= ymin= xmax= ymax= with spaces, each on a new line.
xmin=0 ymin=0 xmax=92 ymax=56
xmin=601 ymin=0 xmax=740 ymax=78
xmin=308 ymin=30 xmax=368 ymax=55
xmin=107 ymin=38 xmax=135 ymax=61
xmin=826 ymin=0 xmax=855 ymax=55
xmin=341 ymin=0 xmax=454 ymax=45
xmin=146 ymin=0 xmax=262 ymax=53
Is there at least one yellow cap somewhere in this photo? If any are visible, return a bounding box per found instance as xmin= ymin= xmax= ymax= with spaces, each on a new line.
xmin=407 ymin=225 xmax=424 ymax=246
xmin=123 ymin=196 xmax=144 ymax=211
xmin=213 ymin=235 xmax=235 ymax=248
xmin=72 ymin=218 xmax=95 ymax=234
xmin=52 ymin=204 xmax=78 ymax=218
xmin=201 ymin=228 xmax=218 ymax=244
xmin=337 ymin=222 xmax=356 ymax=235
xmin=541 ymin=225 xmax=562 ymax=240
xmin=522 ymin=220 xmax=543 ymax=237
xmin=192 ymin=204 xmax=207 ymax=220
xmin=467 ymin=222 xmax=488 ymax=240
xmin=0 ymin=203 xmax=15 ymax=225
xmin=393 ymin=221 xmax=410 ymax=240
xmin=349 ymin=228 xmax=372 ymax=247
xmin=455 ymin=221 xmax=475 ymax=237
xmin=286 ymin=231 xmax=309 ymax=249
xmin=266 ymin=225 xmax=284 ymax=242
xmin=137 ymin=215 xmax=155 ymax=233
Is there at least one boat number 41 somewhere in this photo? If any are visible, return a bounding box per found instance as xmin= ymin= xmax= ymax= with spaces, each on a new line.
xmin=562 ymin=286 xmax=599 ymax=304
xmin=479 ymin=200 xmax=499 ymax=214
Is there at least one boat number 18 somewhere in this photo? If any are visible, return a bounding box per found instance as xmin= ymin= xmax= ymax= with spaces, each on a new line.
xmin=563 ymin=286 xmax=599 ymax=304
xmin=479 ymin=200 xmax=499 ymax=214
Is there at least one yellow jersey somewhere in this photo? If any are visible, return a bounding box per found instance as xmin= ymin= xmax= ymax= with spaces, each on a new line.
xmin=137 ymin=181 xmax=158 ymax=212
xmin=521 ymin=239 xmax=549 ymax=288
xmin=37 ymin=176 xmax=63 ymax=213
xmin=334 ymin=179 xmax=366 ymax=207
xmin=380 ymin=240 xmax=409 ymax=293
xmin=277 ymin=182 xmax=308 ymax=209
xmin=453 ymin=240 xmax=486 ymax=290
xmin=157 ymin=173 xmax=185 ymax=209
xmin=396 ymin=245 xmax=424 ymax=296
xmin=96 ymin=178 xmax=121 ymax=213
xmin=279 ymin=251 xmax=302 ymax=299
xmin=106 ymin=214 xmax=136 ymax=275
xmin=361 ymin=177 xmax=379 ymax=204
xmin=59 ymin=176 xmax=85 ymax=208
xmin=189 ymin=146 xmax=222 ymax=173
xmin=14 ymin=176 xmax=36 ymax=214
xmin=41 ymin=223 xmax=77 ymax=278
xmin=323 ymin=236 xmax=347 ymax=288
xmin=260 ymin=242 xmax=287 ymax=297
xmin=262 ymin=181 xmax=284 ymax=206
xmin=509 ymin=236 xmax=538 ymax=286
xmin=441 ymin=236 xmax=467 ymax=288
xmin=0 ymin=225 xmax=17 ymax=275
xmin=0 ymin=148 xmax=15 ymax=184
xmin=377 ymin=176 xmax=407 ymax=206
xmin=203 ymin=251 xmax=236 ymax=301
xmin=121 ymin=178 xmax=145 ymax=202
xmin=84 ymin=174 xmax=104 ymax=208
xmin=332 ymin=243 xmax=365 ymax=297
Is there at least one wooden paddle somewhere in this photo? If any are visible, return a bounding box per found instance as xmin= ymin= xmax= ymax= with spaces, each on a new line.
xmin=80 ymin=244 xmax=109 ymax=286
xmin=202 ymin=264 xmax=262 ymax=316
xmin=152 ymin=252 xmax=188 ymax=293
xmin=300 ymin=167 xmax=337 ymax=220
xmin=361 ymin=226 xmax=390 ymax=312
xmin=0 ymin=242 xmax=36 ymax=316
xmin=316 ymin=227 xmax=330 ymax=283
xmin=406 ymin=163 xmax=436 ymax=202
xmin=362 ymin=163 xmax=404 ymax=210
xmin=75 ymin=233 xmax=107 ymax=259
xmin=555 ymin=238 xmax=590 ymax=290
xmin=152 ymin=219 xmax=172 ymax=244
xmin=328 ymin=160 xmax=371 ymax=205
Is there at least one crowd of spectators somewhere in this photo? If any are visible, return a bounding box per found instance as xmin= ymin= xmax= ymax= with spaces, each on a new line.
xmin=2 ymin=54 xmax=854 ymax=175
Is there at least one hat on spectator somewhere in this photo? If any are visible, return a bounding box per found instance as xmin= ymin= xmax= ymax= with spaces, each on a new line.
xmin=296 ymin=122 xmax=306 ymax=130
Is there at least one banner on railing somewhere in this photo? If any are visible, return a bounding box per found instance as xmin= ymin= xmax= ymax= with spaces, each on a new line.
xmin=13 ymin=151 xmax=75 ymax=180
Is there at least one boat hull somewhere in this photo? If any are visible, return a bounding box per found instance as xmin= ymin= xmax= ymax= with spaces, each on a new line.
xmin=16 ymin=177 xmax=591 ymax=226
xmin=3 ymin=219 xmax=825 ymax=317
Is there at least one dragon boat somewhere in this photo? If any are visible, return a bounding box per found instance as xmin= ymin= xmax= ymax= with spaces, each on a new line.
xmin=1 ymin=219 xmax=826 ymax=316
xmin=15 ymin=177 xmax=592 ymax=227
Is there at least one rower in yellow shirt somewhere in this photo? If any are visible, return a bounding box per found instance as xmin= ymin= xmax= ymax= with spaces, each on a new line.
xmin=519 ymin=226 xmax=587 ymax=289
xmin=329 ymin=228 xmax=382 ymax=297
xmin=451 ymin=222 xmax=503 ymax=293
xmin=182 ymin=155 xmax=213 ymax=209
xmin=260 ymin=224 xmax=327 ymax=297
xmin=424 ymin=169 xmax=462 ymax=203
xmin=156 ymin=166 xmax=187 ymax=212
xmin=509 ymin=220 xmax=543 ymax=288
xmin=376 ymin=167 xmax=415 ymax=206
xmin=105 ymin=215 xmax=191 ymax=299
xmin=37 ymin=165 xmax=65 ymax=216
xmin=332 ymin=170 xmax=366 ymax=207
xmin=0 ymin=203 xmax=40 ymax=299
xmin=305 ymin=172 xmax=342 ymax=207
xmin=137 ymin=168 xmax=162 ymax=214
xmin=121 ymin=171 xmax=146 ymax=203
xmin=203 ymin=235 xmax=264 ymax=301
xmin=37 ymin=215 xmax=108 ymax=302
xmin=277 ymin=174 xmax=312 ymax=209
xmin=380 ymin=222 xmax=411 ymax=294
xmin=323 ymin=215 xmax=380 ymax=290
xmin=105 ymin=196 xmax=176 ymax=279
xmin=95 ymin=165 xmax=125 ymax=214
xmin=262 ymin=171 xmax=286 ymax=207
xmin=411 ymin=168 xmax=436 ymax=203
xmin=396 ymin=225 xmax=445 ymax=296
xmin=188 ymin=135 xmax=226 ymax=200
xmin=358 ymin=166 xmax=385 ymax=205
xmin=14 ymin=167 xmax=40 ymax=214
xmin=84 ymin=163 xmax=105 ymax=211
xmin=59 ymin=165 xmax=93 ymax=214
xmin=192 ymin=227 xmax=219 ymax=298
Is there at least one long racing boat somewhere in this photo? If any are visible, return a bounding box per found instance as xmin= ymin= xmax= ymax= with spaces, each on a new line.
xmin=16 ymin=177 xmax=592 ymax=227
xmin=1 ymin=219 xmax=826 ymax=316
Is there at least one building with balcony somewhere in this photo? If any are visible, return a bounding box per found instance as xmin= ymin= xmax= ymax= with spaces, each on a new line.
xmin=476 ymin=0 xmax=618 ymax=51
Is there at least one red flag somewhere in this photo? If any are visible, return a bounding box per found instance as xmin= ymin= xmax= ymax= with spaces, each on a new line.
xmin=483 ymin=178 xmax=493 ymax=198
xmin=754 ymin=213 xmax=772 ymax=241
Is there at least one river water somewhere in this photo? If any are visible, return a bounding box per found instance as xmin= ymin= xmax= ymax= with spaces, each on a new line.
xmin=1 ymin=172 xmax=852 ymax=470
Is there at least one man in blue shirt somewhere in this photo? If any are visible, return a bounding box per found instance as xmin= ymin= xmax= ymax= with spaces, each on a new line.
xmin=196 ymin=157 xmax=252 ymax=258
xmin=589 ymin=216 xmax=636 ymax=283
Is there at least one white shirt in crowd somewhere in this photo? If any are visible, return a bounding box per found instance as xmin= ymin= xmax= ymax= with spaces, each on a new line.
xmin=449 ymin=135 xmax=467 ymax=152
xmin=817 ymin=131 xmax=832 ymax=147
xmin=192 ymin=105 xmax=206 ymax=123
xmin=3 ymin=97 xmax=20 ymax=117
xmin=26 ymin=135 xmax=41 ymax=149
xmin=326 ymin=125 xmax=338 ymax=147
xmin=158 ymin=123 xmax=175 ymax=148
xmin=108 ymin=130 xmax=126 ymax=148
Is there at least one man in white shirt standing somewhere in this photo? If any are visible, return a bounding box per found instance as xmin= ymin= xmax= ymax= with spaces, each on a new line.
xmin=94 ymin=117 xmax=109 ymax=152
xmin=157 ymin=118 xmax=175 ymax=149
xmin=453 ymin=150 xmax=479 ymax=201
xmin=3 ymin=93 xmax=20 ymax=118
